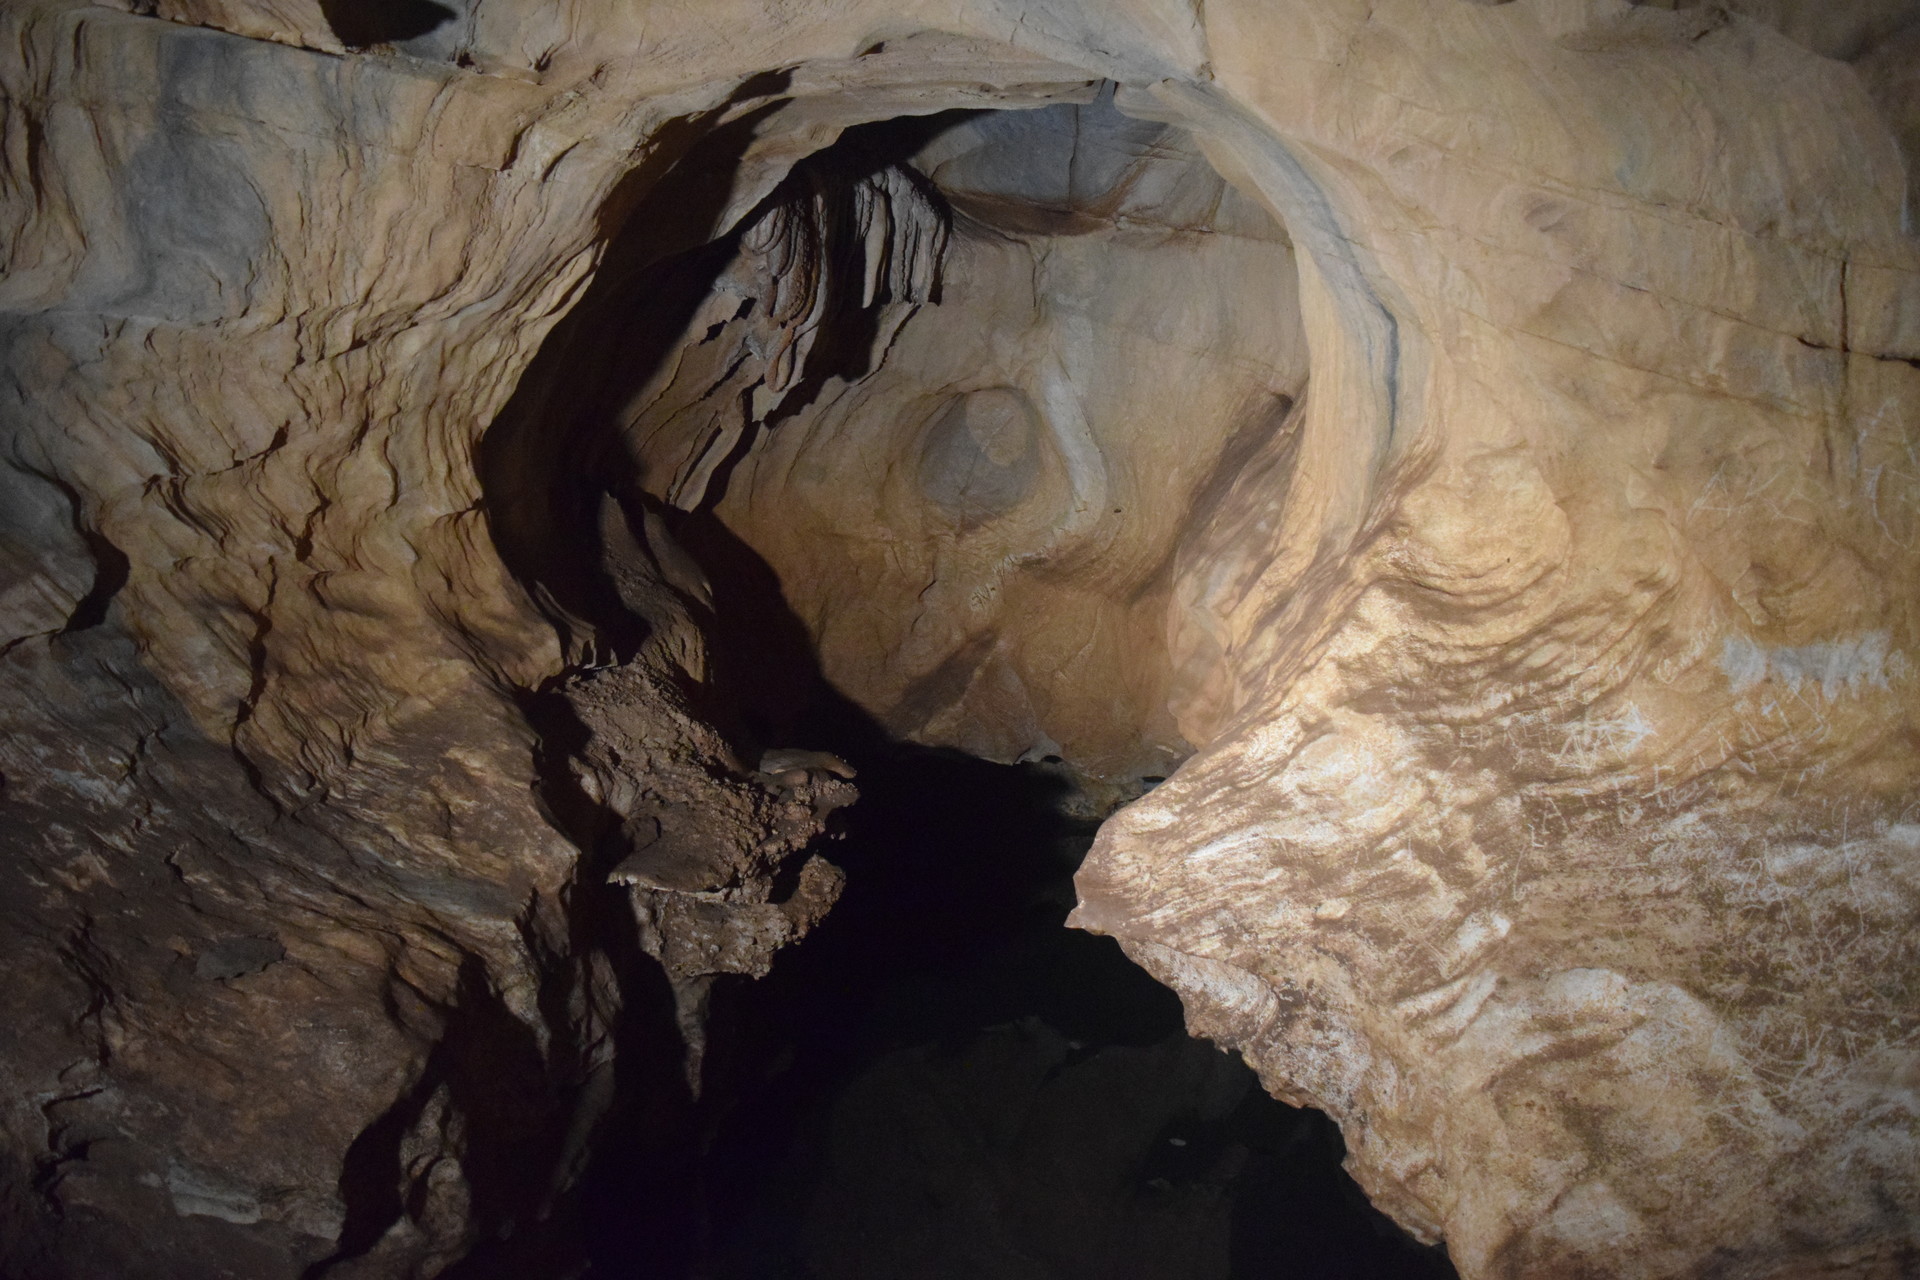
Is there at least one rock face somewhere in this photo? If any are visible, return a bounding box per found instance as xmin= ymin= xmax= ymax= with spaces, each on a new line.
xmin=1 ymin=0 xmax=1917 ymax=1277
xmin=620 ymin=91 xmax=1308 ymax=786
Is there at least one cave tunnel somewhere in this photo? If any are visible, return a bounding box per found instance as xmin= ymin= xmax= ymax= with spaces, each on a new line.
xmin=5 ymin=4 xmax=1917 ymax=1278
xmin=478 ymin=85 xmax=1457 ymax=1280
xmin=4 ymin=0 xmax=1919 ymax=1275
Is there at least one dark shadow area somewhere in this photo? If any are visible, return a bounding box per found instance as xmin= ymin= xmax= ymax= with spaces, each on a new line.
xmin=478 ymin=100 xmax=790 ymax=669
xmin=310 ymin=957 xmax=570 ymax=1279
xmin=317 ymin=0 xmax=456 ymax=48
xmin=557 ymin=897 xmax=706 ymax=1280
xmin=478 ymin=104 xmax=964 ymax=686
xmin=14 ymin=467 xmax=131 ymax=635
xmin=569 ymin=685 xmax=1459 ymax=1279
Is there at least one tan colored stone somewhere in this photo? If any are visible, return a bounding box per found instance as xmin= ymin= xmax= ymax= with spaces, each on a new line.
xmin=1 ymin=0 xmax=1916 ymax=1275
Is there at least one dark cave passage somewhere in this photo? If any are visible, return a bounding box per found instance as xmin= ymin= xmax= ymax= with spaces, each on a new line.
xmin=576 ymin=713 xmax=1458 ymax=1280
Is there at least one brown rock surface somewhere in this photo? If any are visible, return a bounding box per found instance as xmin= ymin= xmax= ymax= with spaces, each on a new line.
xmin=1 ymin=0 xmax=1916 ymax=1276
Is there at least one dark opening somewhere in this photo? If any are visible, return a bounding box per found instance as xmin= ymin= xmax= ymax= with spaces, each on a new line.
xmin=317 ymin=0 xmax=456 ymax=48
xmin=479 ymin=92 xmax=1459 ymax=1280
xmin=583 ymin=706 xmax=1458 ymax=1279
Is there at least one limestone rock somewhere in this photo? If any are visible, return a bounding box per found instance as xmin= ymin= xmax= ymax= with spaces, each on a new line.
xmin=1 ymin=0 xmax=1917 ymax=1276
xmin=623 ymin=89 xmax=1308 ymax=783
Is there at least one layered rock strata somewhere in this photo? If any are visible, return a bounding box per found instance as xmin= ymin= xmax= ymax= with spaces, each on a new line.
xmin=1 ymin=0 xmax=1917 ymax=1277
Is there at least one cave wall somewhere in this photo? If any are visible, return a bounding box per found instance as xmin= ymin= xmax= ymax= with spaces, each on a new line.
xmin=618 ymin=93 xmax=1311 ymax=783
xmin=1 ymin=0 xmax=1917 ymax=1277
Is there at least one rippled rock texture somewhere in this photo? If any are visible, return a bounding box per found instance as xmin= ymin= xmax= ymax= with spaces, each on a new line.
xmin=2 ymin=0 xmax=1918 ymax=1276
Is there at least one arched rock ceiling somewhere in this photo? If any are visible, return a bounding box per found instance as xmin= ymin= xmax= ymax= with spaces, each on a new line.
xmin=1 ymin=0 xmax=1917 ymax=1277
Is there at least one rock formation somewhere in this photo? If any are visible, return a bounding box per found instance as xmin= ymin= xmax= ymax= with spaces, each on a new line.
xmin=1 ymin=0 xmax=1917 ymax=1276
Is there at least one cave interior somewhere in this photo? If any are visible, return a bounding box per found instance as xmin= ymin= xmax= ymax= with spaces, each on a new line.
xmin=474 ymin=87 xmax=1458 ymax=1278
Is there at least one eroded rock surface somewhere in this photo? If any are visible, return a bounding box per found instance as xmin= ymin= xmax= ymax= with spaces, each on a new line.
xmin=2 ymin=0 xmax=1918 ymax=1277
xmin=621 ymin=91 xmax=1308 ymax=786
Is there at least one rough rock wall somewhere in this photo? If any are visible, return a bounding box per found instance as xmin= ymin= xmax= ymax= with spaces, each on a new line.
xmin=1075 ymin=8 xmax=1920 ymax=1277
xmin=0 ymin=0 xmax=1916 ymax=1277
xmin=0 ymin=2 xmax=931 ymax=1273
